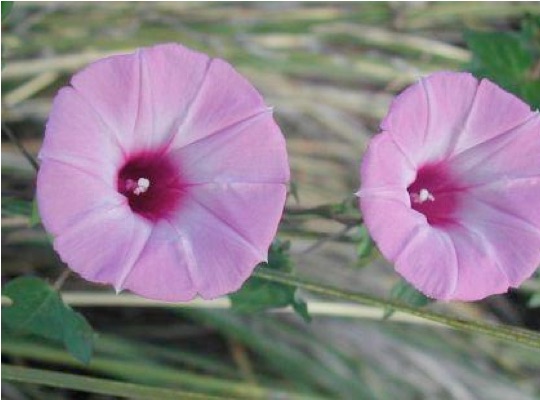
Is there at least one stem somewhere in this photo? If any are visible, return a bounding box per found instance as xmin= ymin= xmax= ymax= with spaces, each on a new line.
xmin=1 ymin=364 xmax=228 ymax=400
xmin=300 ymin=224 xmax=355 ymax=255
xmin=254 ymin=268 xmax=540 ymax=349
xmin=279 ymin=227 xmax=359 ymax=243
xmin=1 ymin=293 xmax=444 ymax=326
xmin=53 ymin=269 xmax=72 ymax=291
xmin=1 ymin=123 xmax=39 ymax=172
xmin=284 ymin=204 xmax=362 ymax=226
xmin=2 ymin=341 xmax=328 ymax=400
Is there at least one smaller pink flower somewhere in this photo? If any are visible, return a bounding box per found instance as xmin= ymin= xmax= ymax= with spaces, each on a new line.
xmin=358 ymin=72 xmax=540 ymax=301
xmin=37 ymin=43 xmax=289 ymax=301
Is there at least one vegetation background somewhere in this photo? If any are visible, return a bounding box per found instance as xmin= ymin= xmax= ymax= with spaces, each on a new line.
xmin=2 ymin=2 xmax=540 ymax=399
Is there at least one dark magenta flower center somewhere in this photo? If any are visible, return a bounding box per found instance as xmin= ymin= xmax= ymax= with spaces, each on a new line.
xmin=407 ymin=163 xmax=462 ymax=226
xmin=117 ymin=151 xmax=185 ymax=222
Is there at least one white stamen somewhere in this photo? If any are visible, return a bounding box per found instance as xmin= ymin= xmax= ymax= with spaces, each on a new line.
xmin=412 ymin=188 xmax=435 ymax=204
xmin=133 ymin=177 xmax=150 ymax=195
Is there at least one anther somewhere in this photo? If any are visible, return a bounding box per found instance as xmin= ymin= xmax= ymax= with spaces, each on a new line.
xmin=411 ymin=188 xmax=435 ymax=204
xmin=125 ymin=178 xmax=150 ymax=195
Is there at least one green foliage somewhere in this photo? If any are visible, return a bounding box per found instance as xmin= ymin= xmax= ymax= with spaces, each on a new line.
xmin=229 ymin=240 xmax=311 ymax=322
xmin=465 ymin=14 xmax=540 ymax=109
xmin=1 ymin=1 xmax=13 ymax=22
xmin=288 ymin=181 xmax=300 ymax=204
xmin=355 ymin=225 xmax=375 ymax=261
xmin=384 ymin=279 xmax=431 ymax=319
xmin=2 ymin=276 xmax=94 ymax=364
xmin=528 ymin=293 xmax=540 ymax=308
xmin=30 ymin=197 xmax=41 ymax=227
xmin=1 ymin=196 xmax=32 ymax=218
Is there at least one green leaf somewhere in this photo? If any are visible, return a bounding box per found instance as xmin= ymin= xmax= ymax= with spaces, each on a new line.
xmin=2 ymin=277 xmax=64 ymax=341
xmin=383 ymin=279 xmax=431 ymax=319
xmin=288 ymin=181 xmax=300 ymax=204
xmin=2 ymin=196 xmax=32 ymax=218
xmin=2 ymin=276 xmax=94 ymax=364
xmin=291 ymin=296 xmax=310 ymax=322
xmin=528 ymin=293 xmax=540 ymax=308
xmin=30 ymin=197 xmax=41 ymax=227
xmin=355 ymin=226 xmax=375 ymax=260
xmin=61 ymin=309 xmax=94 ymax=364
xmin=229 ymin=239 xmax=311 ymax=322
xmin=520 ymin=14 xmax=540 ymax=58
xmin=465 ymin=16 xmax=540 ymax=109
xmin=1 ymin=1 xmax=13 ymax=22
xmin=465 ymin=30 xmax=532 ymax=82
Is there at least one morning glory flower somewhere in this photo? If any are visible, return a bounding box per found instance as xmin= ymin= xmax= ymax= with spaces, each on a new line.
xmin=358 ymin=71 xmax=540 ymax=301
xmin=37 ymin=43 xmax=289 ymax=301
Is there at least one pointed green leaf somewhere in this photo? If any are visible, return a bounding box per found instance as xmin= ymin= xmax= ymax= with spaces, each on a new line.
xmin=355 ymin=226 xmax=375 ymax=260
xmin=291 ymin=296 xmax=311 ymax=322
xmin=30 ymin=197 xmax=41 ymax=227
xmin=2 ymin=277 xmax=64 ymax=341
xmin=2 ymin=277 xmax=94 ymax=364
xmin=62 ymin=309 xmax=94 ymax=365
xmin=230 ymin=239 xmax=311 ymax=322
xmin=465 ymin=16 xmax=540 ymax=109
xmin=1 ymin=1 xmax=13 ymax=22
xmin=383 ymin=279 xmax=431 ymax=319
xmin=288 ymin=181 xmax=300 ymax=204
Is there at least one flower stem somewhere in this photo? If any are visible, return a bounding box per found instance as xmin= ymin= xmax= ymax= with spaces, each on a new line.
xmin=1 ymin=123 xmax=39 ymax=172
xmin=254 ymin=267 xmax=540 ymax=349
xmin=284 ymin=200 xmax=362 ymax=226
xmin=53 ymin=269 xmax=72 ymax=291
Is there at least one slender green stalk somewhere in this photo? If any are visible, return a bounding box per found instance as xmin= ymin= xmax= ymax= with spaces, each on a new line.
xmin=1 ymin=341 xmax=327 ymax=400
xmin=283 ymin=202 xmax=362 ymax=226
xmin=254 ymin=268 xmax=540 ymax=349
xmin=1 ymin=364 xmax=226 ymax=400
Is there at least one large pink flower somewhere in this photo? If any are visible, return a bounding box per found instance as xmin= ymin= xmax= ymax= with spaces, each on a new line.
xmin=358 ymin=71 xmax=540 ymax=301
xmin=37 ymin=43 xmax=289 ymax=301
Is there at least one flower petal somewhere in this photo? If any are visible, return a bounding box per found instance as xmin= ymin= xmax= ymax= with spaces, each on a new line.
xmin=395 ymin=226 xmax=458 ymax=300
xmin=466 ymin=177 xmax=540 ymax=230
xmin=169 ymin=58 xmax=267 ymax=149
xmin=70 ymin=51 xmax=142 ymax=151
xmin=449 ymin=114 xmax=540 ymax=185
xmin=70 ymin=44 xmax=209 ymax=152
xmin=171 ymin=111 xmax=289 ymax=184
xmin=170 ymin=195 xmax=270 ymax=299
xmin=36 ymin=159 xmax=125 ymax=236
xmin=382 ymin=72 xmax=478 ymax=165
xmin=53 ymin=206 xmax=153 ymax=288
xmin=360 ymin=196 xmax=426 ymax=262
xmin=457 ymin=195 xmax=540 ymax=287
xmin=446 ymin=224 xmax=509 ymax=301
xmin=133 ymin=44 xmax=211 ymax=149
xmin=452 ymin=78 xmax=535 ymax=154
xmin=39 ymin=87 xmax=123 ymax=175
xmin=189 ymin=182 xmax=286 ymax=253
xmin=121 ymin=220 xmax=197 ymax=302
xmin=358 ymin=132 xmax=428 ymax=262
xmin=358 ymin=132 xmax=416 ymax=194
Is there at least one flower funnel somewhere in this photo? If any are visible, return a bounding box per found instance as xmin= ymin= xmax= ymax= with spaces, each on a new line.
xmin=37 ymin=43 xmax=290 ymax=301
xmin=358 ymin=72 xmax=540 ymax=301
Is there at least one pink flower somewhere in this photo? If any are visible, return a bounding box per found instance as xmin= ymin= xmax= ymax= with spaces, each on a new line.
xmin=37 ymin=43 xmax=289 ymax=301
xmin=358 ymin=72 xmax=540 ymax=301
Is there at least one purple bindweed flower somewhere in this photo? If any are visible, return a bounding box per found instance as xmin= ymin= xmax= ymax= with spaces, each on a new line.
xmin=358 ymin=72 xmax=540 ymax=301
xmin=37 ymin=43 xmax=289 ymax=301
